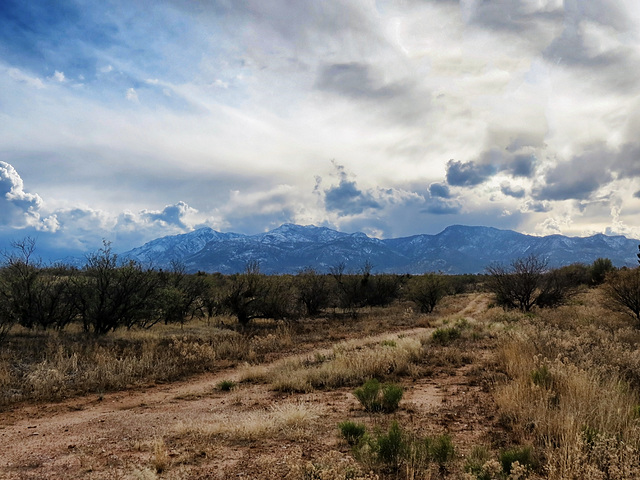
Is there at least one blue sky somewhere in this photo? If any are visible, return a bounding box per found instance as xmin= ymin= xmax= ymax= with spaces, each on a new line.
xmin=2 ymin=0 xmax=640 ymax=259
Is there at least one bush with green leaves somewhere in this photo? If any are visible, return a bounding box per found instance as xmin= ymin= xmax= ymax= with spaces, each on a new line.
xmin=338 ymin=421 xmax=367 ymax=447
xmin=344 ymin=421 xmax=456 ymax=475
xmin=353 ymin=379 xmax=403 ymax=413
xmin=499 ymin=445 xmax=537 ymax=475
xmin=431 ymin=326 xmax=461 ymax=345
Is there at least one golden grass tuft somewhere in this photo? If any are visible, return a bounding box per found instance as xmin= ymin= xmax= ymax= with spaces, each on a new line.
xmin=174 ymin=400 xmax=321 ymax=442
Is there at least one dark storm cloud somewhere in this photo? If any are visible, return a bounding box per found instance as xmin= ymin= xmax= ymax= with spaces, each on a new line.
xmin=421 ymin=199 xmax=461 ymax=215
xmin=500 ymin=183 xmax=525 ymax=199
xmin=428 ymin=182 xmax=451 ymax=199
xmin=533 ymin=150 xmax=613 ymax=201
xmin=612 ymin=143 xmax=640 ymax=179
xmin=324 ymin=179 xmax=382 ymax=216
xmin=509 ymin=155 xmax=537 ymax=178
xmin=634 ymin=190 xmax=640 ymax=199
xmin=445 ymin=160 xmax=496 ymax=187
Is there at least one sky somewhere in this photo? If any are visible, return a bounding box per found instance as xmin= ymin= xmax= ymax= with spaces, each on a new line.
xmin=2 ymin=0 xmax=640 ymax=260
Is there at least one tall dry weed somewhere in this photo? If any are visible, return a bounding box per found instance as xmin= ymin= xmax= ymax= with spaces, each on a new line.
xmin=494 ymin=297 xmax=640 ymax=479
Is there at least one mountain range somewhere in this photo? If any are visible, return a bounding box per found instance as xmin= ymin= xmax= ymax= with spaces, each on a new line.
xmin=121 ymin=224 xmax=640 ymax=274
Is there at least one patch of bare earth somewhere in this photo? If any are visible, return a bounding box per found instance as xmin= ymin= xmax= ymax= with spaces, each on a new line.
xmin=0 ymin=294 xmax=502 ymax=479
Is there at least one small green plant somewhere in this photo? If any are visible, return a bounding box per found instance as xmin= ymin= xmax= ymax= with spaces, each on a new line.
xmin=376 ymin=421 xmax=406 ymax=471
xmin=499 ymin=445 xmax=537 ymax=475
xmin=217 ymin=379 xmax=236 ymax=391
xmin=381 ymin=339 xmax=397 ymax=347
xmin=381 ymin=384 xmax=403 ymax=413
xmin=353 ymin=379 xmax=403 ymax=413
xmin=464 ymin=445 xmax=492 ymax=479
xmin=530 ymin=365 xmax=552 ymax=389
xmin=338 ymin=421 xmax=367 ymax=447
xmin=431 ymin=326 xmax=461 ymax=345
xmin=429 ymin=434 xmax=455 ymax=466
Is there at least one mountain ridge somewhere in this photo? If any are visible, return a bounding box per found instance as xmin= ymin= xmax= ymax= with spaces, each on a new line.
xmin=121 ymin=223 xmax=640 ymax=274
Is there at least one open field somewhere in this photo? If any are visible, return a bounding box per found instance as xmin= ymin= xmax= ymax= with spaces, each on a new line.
xmin=1 ymin=290 xmax=639 ymax=479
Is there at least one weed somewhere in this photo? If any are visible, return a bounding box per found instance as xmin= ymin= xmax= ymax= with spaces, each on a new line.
xmin=431 ymin=326 xmax=461 ymax=345
xmin=353 ymin=379 xmax=403 ymax=413
xmin=499 ymin=445 xmax=537 ymax=475
xmin=217 ymin=379 xmax=236 ymax=391
xmin=338 ymin=421 xmax=367 ymax=447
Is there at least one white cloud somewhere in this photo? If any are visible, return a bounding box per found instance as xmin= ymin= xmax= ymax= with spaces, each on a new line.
xmin=51 ymin=71 xmax=66 ymax=82
xmin=8 ymin=68 xmax=45 ymax=89
xmin=126 ymin=87 xmax=139 ymax=102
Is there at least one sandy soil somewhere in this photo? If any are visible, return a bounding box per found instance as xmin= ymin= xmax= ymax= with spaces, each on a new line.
xmin=0 ymin=295 xmax=499 ymax=479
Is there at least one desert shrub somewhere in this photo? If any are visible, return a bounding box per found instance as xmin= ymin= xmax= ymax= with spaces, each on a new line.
xmin=353 ymin=379 xmax=403 ymax=413
xmin=603 ymin=267 xmax=640 ymax=324
xmin=72 ymin=242 xmax=161 ymax=334
xmin=296 ymin=267 xmax=331 ymax=316
xmin=346 ymin=422 xmax=456 ymax=476
xmin=338 ymin=421 xmax=367 ymax=446
xmin=431 ymin=326 xmax=461 ymax=345
xmin=406 ymin=273 xmax=448 ymax=314
xmin=376 ymin=421 xmax=406 ymax=471
xmin=217 ymin=379 xmax=236 ymax=391
xmin=429 ymin=434 xmax=455 ymax=466
xmin=591 ymin=257 xmax=615 ymax=285
xmin=464 ymin=445 xmax=492 ymax=479
xmin=499 ymin=446 xmax=537 ymax=475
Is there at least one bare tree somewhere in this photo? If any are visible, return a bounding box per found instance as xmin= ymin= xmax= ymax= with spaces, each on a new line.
xmin=603 ymin=267 xmax=640 ymax=324
xmin=486 ymin=254 xmax=548 ymax=312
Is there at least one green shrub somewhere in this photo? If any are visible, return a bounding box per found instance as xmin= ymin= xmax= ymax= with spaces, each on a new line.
xmin=376 ymin=421 xmax=406 ymax=471
xmin=432 ymin=326 xmax=461 ymax=345
xmin=530 ymin=365 xmax=553 ymax=388
xmin=429 ymin=434 xmax=455 ymax=465
xmin=464 ymin=445 xmax=492 ymax=479
xmin=217 ymin=379 xmax=236 ymax=391
xmin=499 ymin=445 xmax=537 ymax=474
xmin=338 ymin=421 xmax=367 ymax=447
xmin=381 ymin=384 xmax=403 ymax=413
xmin=353 ymin=379 xmax=403 ymax=413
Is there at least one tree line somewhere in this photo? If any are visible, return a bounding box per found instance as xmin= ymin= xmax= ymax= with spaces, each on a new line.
xmin=0 ymin=237 xmax=638 ymax=341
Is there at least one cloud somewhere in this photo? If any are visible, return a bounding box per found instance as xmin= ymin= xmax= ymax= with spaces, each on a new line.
xmin=323 ymin=177 xmax=382 ymax=217
xmin=428 ymin=182 xmax=451 ymax=199
xmin=0 ymin=161 xmax=58 ymax=231
xmin=141 ymin=201 xmax=198 ymax=228
xmin=533 ymin=148 xmax=613 ymax=201
xmin=8 ymin=68 xmax=44 ymax=88
xmin=500 ymin=183 xmax=526 ymax=198
xmin=612 ymin=143 xmax=640 ymax=178
xmin=445 ymin=160 xmax=495 ymax=187
xmin=126 ymin=87 xmax=139 ymax=102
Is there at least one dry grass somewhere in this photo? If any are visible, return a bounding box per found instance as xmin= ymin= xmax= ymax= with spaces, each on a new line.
xmin=492 ymin=292 xmax=640 ymax=479
xmin=0 ymin=322 xmax=294 ymax=406
xmin=174 ymin=399 xmax=321 ymax=442
xmin=242 ymin=334 xmax=425 ymax=392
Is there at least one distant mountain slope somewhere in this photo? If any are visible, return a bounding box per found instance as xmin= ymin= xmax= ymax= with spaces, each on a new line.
xmin=121 ymin=223 xmax=640 ymax=274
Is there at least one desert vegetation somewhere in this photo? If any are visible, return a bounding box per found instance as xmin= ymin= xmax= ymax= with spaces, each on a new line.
xmin=2 ymin=241 xmax=640 ymax=478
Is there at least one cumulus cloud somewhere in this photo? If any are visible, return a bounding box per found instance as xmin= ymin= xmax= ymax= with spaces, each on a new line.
xmin=428 ymin=182 xmax=451 ymax=199
xmin=321 ymin=164 xmax=382 ymax=216
xmin=445 ymin=160 xmax=496 ymax=187
xmin=0 ymin=161 xmax=58 ymax=231
xmin=141 ymin=201 xmax=197 ymax=229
